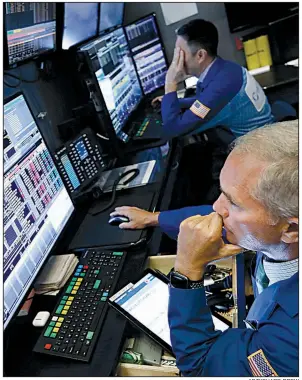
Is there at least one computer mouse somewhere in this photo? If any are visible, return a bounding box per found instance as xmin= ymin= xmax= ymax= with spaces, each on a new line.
xmin=108 ymin=215 xmax=130 ymax=226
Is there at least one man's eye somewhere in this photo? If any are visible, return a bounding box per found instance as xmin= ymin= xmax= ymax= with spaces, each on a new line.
xmin=229 ymin=199 xmax=238 ymax=207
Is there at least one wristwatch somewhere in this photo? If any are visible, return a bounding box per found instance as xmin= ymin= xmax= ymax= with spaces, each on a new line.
xmin=169 ymin=271 xmax=204 ymax=289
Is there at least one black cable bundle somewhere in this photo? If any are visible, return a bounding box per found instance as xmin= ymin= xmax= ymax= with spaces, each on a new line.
xmin=91 ymin=168 xmax=140 ymax=216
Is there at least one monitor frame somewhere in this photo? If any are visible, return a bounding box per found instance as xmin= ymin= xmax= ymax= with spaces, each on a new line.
xmin=76 ymin=28 xmax=144 ymax=148
xmin=4 ymin=2 xmax=58 ymax=68
xmin=98 ymin=2 xmax=125 ymax=36
xmin=59 ymin=2 xmax=100 ymax=51
xmin=3 ymin=91 xmax=76 ymax=330
xmin=123 ymin=12 xmax=169 ymax=97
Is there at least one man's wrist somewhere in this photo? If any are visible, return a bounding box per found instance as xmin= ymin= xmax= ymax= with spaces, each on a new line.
xmin=146 ymin=212 xmax=160 ymax=227
xmin=174 ymin=262 xmax=206 ymax=281
xmin=165 ymin=82 xmax=177 ymax=93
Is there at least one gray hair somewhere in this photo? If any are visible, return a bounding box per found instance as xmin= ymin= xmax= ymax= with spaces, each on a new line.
xmin=231 ymin=120 xmax=298 ymax=220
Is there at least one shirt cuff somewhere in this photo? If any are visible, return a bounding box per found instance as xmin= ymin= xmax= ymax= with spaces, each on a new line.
xmin=169 ymin=285 xmax=208 ymax=306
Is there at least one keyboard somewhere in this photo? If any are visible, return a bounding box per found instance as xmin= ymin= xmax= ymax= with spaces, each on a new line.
xmin=135 ymin=116 xmax=162 ymax=138
xmin=33 ymin=249 xmax=126 ymax=362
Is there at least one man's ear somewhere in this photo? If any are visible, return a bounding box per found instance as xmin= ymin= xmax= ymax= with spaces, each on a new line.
xmin=281 ymin=217 xmax=299 ymax=243
xmin=197 ymin=48 xmax=207 ymax=62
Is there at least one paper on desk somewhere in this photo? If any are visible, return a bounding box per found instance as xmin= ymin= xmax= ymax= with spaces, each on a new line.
xmin=34 ymin=254 xmax=79 ymax=294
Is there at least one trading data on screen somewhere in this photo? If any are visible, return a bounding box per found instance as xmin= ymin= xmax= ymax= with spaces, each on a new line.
xmin=4 ymin=94 xmax=74 ymax=329
xmin=5 ymin=2 xmax=56 ymax=65
xmin=125 ymin=15 xmax=167 ymax=95
xmin=81 ymin=28 xmax=143 ymax=142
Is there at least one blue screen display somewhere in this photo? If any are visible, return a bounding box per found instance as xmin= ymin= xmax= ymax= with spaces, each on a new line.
xmin=63 ymin=2 xmax=98 ymax=49
xmin=75 ymin=140 xmax=89 ymax=160
xmin=99 ymin=3 xmax=124 ymax=33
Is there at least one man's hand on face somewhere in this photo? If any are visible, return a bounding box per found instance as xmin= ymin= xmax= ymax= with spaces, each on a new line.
xmin=165 ymin=47 xmax=186 ymax=93
xmin=175 ymin=213 xmax=243 ymax=281
xmin=109 ymin=206 xmax=159 ymax=229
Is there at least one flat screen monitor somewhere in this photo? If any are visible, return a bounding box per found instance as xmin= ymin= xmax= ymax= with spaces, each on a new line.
xmin=225 ymin=2 xmax=299 ymax=33
xmin=5 ymin=2 xmax=56 ymax=66
xmin=80 ymin=28 xmax=143 ymax=143
xmin=125 ymin=14 xmax=168 ymax=95
xmin=99 ymin=3 xmax=124 ymax=33
xmin=62 ymin=2 xmax=98 ymax=49
xmin=4 ymin=94 xmax=74 ymax=329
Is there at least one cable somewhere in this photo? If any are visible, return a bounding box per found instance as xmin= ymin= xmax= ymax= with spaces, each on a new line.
xmin=4 ymin=72 xmax=22 ymax=88
xmin=4 ymin=70 xmax=40 ymax=84
xmin=4 ymin=79 xmax=21 ymax=88
xmin=96 ymin=133 xmax=109 ymax=141
xmin=91 ymin=169 xmax=140 ymax=216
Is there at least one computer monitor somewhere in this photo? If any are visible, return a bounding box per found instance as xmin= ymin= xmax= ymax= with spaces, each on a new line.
xmin=268 ymin=13 xmax=299 ymax=65
xmin=99 ymin=3 xmax=124 ymax=34
xmin=62 ymin=3 xmax=99 ymax=50
xmin=4 ymin=93 xmax=74 ymax=329
xmin=125 ymin=14 xmax=168 ymax=95
xmin=4 ymin=2 xmax=56 ymax=66
xmin=80 ymin=28 xmax=143 ymax=143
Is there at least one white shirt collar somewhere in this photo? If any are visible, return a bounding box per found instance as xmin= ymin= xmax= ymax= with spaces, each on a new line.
xmin=263 ymin=257 xmax=299 ymax=286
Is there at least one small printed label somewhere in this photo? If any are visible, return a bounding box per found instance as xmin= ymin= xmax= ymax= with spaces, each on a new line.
xmin=245 ymin=69 xmax=266 ymax=112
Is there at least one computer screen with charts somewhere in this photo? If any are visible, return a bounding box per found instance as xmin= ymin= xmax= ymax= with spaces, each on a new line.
xmin=4 ymin=2 xmax=56 ymax=66
xmin=80 ymin=28 xmax=143 ymax=143
xmin=4 ymin=94 xmax=74 ymax=329
xmin=62 ymin=2 xmax=98 ymax=49
xmin=125 ymin=14 xmax=168 ymax=95
xmin=99 ymin=2 xmax=124 ymax=34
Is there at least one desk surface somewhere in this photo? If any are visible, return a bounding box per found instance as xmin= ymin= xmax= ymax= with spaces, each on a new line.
xmin=4 ymin=140 xmax=180 ymax=376
xmin=254 ymin=64 xmax=298 ymax=90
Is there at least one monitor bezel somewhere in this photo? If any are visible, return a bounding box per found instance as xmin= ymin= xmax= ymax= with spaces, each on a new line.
xmin=3 ymin=91 xmax=76 ymax=330
xmin=123 ymin=12 xmax=169 ymax=96
xmin=60 ymin=2 xmax=100 ymax=51
xmin=77 ymin=28 xmax=144 ymax=145
xmin=98 ymin=2 xmax=125 ymax=36
xmin=4 ymin=2 xmax=58 ymax=68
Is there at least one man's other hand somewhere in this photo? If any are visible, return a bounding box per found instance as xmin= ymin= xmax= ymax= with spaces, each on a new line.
xmin=109 ymin=206 xmax=160 ymax=229
xmin=175 ymin=213 xmax=243 ymax=280
xmin=151 ymin=96 xmax=163 ymax=107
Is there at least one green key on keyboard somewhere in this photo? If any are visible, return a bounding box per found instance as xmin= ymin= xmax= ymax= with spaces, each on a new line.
xmin=56 ymin=305 xmax=64 ymax=314
xmin=44 ymin=326 xmax=52 ymax=337
xmin=93 ymin=280 xmax=101 ymax=289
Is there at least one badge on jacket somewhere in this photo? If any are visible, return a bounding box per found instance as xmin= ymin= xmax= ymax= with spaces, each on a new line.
xmin=248 ymin=349 xmax=278 ymax=377
xmin=190 ymin=100 xmax=211 ymax=119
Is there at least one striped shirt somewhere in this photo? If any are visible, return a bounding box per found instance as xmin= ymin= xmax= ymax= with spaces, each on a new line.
xmin=263 ymin=258 xmax=299 ymax=286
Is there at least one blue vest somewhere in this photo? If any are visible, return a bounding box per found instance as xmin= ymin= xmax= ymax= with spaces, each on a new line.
xmin=161 ymin=57 xmax=275 ymax=139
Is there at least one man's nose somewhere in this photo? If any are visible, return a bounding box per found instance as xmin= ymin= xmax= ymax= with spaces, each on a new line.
xmin=213 ymin=194 xmax=229 ymax=219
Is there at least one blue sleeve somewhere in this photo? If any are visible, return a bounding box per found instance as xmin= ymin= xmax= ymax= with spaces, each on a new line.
xmin=161 ymin=65 xmax=243 ymax=139
xmin=178 ymin=97 xmax=195 ymax=109
xmin=168 ymin=287 xmax=298 ymax=377
xmin=158 ymin=205 xmax=214 ymax=240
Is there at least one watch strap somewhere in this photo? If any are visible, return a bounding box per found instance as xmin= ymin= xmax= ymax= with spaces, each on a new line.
xmin=169 ymin=270 xmax=204 ymax=289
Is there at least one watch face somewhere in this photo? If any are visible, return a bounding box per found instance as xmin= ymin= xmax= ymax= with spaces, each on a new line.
xmin=170 ymin=271 xmax=189 ymax=289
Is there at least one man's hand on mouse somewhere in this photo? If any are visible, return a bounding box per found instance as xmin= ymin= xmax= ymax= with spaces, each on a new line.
xmin=175 ymin=213 xmax=243 ymax=281
xmin=165 ymin=47 xmax=186 ymax=93
xmin=110 ymin=206 xmax=160 ymax=229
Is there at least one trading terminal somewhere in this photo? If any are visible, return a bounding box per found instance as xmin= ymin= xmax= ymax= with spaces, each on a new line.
xmin=3 ymin=2 xmax=299 ymax=377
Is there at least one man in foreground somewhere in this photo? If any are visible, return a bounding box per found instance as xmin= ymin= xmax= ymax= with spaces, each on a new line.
xmin=168 ymin=120 xmax=298 ymax=376
xmin=111 ymin=120 xmax=298 ymax=375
